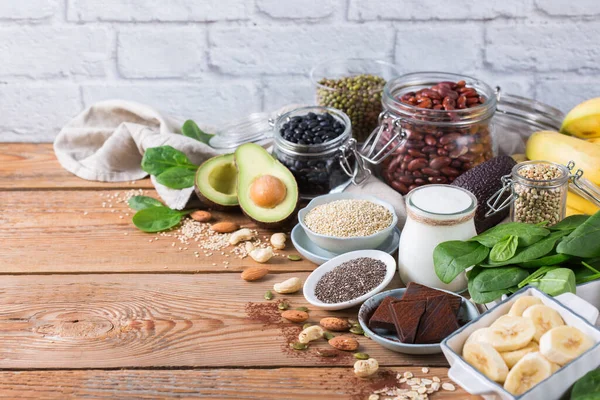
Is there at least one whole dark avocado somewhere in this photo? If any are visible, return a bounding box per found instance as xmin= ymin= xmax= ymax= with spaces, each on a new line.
xmin=452 ymin=155 xmax=517 ymax=233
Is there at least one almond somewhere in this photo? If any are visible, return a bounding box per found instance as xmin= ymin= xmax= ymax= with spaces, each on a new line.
xmin=240 ymin=266 xmax=269 ymax=281
xmin=320 ymin=317 xmax=351 ymax=332
xmin=281 ymin=310 xmax=309 ymax=323
xmin=210 ymin=221 xmax=239 ymax=233
xmin=329 ymin=336 xmax=359 ymax=351
xmin=190 ymin=210 xmax=212 ymax=222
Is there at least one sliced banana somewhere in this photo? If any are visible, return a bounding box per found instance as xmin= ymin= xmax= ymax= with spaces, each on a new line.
xmin=522 ymin=305 xmax=565 ymax=342
xmin=463 ymin=341 xmax=509 ymax=383
xmin=503 ymin=352 xmax=552 ymax=395
xmin=465 ymin=328 xmax=492 ymax=346
xmin=500 ymin=341 xmax=539 ymax=369
xmin=484 ymin=315 xmax=536 ymax=352
xmin=508 ymin=296 xmax=543 ymax=317
xmin=539 ymin=326 xmax=595 ymax=366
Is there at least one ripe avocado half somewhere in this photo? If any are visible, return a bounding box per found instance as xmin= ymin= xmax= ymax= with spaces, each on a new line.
xmin=235 ymin=143 xmax=299 ymax=227
xmin=194 ymin=153 xmax=239 ymax=210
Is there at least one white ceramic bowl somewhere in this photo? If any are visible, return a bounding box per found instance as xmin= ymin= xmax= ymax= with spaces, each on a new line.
xmin=297 ymin=193 xmax=398 ymax=253
xmin=303 ymin=250 xmax=397 ymax=310
xmin=441 ymin=287 xmax=600 ymax=400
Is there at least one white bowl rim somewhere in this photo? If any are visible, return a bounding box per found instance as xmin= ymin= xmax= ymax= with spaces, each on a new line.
xmin=441 ymin=286 xmax=600 ymax=400
xmin=298 ymin=193 xmax=398 ymax=240
xmin=359 ymin=287 xmax=478 ymax=349
xmin=303 ymin=249 xmax=396 ymax=310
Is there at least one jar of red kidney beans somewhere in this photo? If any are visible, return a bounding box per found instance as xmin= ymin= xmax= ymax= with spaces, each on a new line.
xmin=374 ymin=72 xmax=497 ymax=195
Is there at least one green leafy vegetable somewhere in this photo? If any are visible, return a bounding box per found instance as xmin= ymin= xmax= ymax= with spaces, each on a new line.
xmin=528 ymin=268 xmax=576 ymax=297
xmin=470 ymin=222 xmax=550 ymax=248
xmin=471 ymin=267 xmax=530 ymax=293
xmin=154 ymin=166 xmax=196 ymax=189
xmin=141 ymin=146 xmax=198 ymax=189
xmin=490 ymin=235 xmax=519 ymax=262
xmin=557 ymin=211 xmax=600 ymax=258
xmin=484 ymin=230 xmax=570 ymax=267
xmin=519 ymin=253 xmax=571 ymax=268
xmin=573 ymin=261 xmax=600 ymax=284
xmin=570 ymin=368 xmax=600 ymax=400
xmin=549 ymin=214 xmax=589 ymax=232
xmin=182 ymin=120 xmax=214 ymax=144
xmin=132 ymin=206 xmax=193 ymax=233
xmin=467 ymin=267 xmax=510 ymax=304
xmin=128 ymin=195 xmax=164 ymax=211
xmin=434 ymin=241 xmax=490 ymax=284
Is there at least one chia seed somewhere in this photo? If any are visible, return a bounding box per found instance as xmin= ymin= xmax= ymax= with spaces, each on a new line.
xmin=314 ymin=257 xmax=387 ymax=303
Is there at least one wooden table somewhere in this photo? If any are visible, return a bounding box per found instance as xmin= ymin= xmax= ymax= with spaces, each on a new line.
xmin=0 ymin=143 xmax=480 ymax=399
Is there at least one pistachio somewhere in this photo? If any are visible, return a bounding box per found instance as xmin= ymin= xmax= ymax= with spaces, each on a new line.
xmin=353 ymin=352 xmax=370 ymax=360
xmin=264 ymin=290 xmax=274 ymax=300
xmin=287 ymin=255 xmax=302 ymax=261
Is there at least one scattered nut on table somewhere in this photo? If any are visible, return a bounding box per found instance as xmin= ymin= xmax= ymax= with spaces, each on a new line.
xmin=320 ymin=317 xmax=351 ymax=331
xmin=245 ymin=242 xmax=255 ymax=253
xmin=270 ymin=232 xmax=287 ymax=250
xmin=328 ymin=336 xmax=359 ymax=351
xmin=298 ymin=325 xmax=324 ymax=344
xmin=281 ymin=310 xmax=309 ymax=323
xmin=229 ymin=228 xmax=255 ymax=245
xmin=354 ymin=358 xmax=379 ymax=377
xmin=190 ymin=210 xmax=212 ymax=222
xmin=249 ymin=246 xmax=274 ymax=263
xmin=273 ymin=277 xmax=302 ymax=294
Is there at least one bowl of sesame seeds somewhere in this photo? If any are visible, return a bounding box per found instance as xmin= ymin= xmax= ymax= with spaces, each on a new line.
xmin=298 ymin=193 xmax=398 ymax=253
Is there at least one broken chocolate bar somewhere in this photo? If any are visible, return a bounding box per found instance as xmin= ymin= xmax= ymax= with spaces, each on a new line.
xmin=414 ymin=295 xmax=461 ymax=344
xmin=401 ymin=282 xmax=462 ymax=316
xmin=368 ymin=296 xmax=397 ymax=331
xmin=389 ymin=299 xmax=426 ymax=344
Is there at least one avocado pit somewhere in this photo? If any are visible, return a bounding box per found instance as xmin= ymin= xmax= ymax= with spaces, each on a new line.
xmin=249 ymin=175 xmax=287 ymax=209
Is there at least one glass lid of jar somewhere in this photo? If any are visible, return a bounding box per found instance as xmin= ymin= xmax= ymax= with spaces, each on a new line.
xmin=493 ymin=93 xmax=564 ymax=132
xmin=208 ymin=112 xmax=273 ymax=150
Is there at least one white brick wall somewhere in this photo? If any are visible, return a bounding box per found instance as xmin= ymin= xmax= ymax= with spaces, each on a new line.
xmin=1 ymin=0 xmax=600 ymax=142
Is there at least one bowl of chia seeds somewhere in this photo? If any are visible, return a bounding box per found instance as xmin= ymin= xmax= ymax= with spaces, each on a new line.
xmin=303 ymin=249 xmax=397 ymax=310
xmin=298 ymin=193 xmax=398 ymax=253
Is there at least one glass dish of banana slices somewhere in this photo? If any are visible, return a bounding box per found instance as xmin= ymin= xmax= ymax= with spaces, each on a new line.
xmin=441 ymin=287 xmax=600 ymax=400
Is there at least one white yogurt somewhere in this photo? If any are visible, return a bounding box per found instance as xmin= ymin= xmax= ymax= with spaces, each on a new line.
xmin=398 ymin=185 xmax=477 ymax=292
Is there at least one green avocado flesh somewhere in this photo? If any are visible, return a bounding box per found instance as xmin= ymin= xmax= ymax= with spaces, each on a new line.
xmin=195 ymin=153 xmax=239 ymax=208
xmin=235 ymin=143 xmax=298 ymax=224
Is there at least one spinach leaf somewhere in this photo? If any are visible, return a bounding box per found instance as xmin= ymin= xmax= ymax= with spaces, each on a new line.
xmin=141 ymin=146 xmax=197 ymax=176
xmin=520 ymin=253 xmax=571 ymax=268
xmin=154 ymin=166 xmax=196 ymax=189
xmin=484 ymin=230 xmax=570 ymax=267
xmin=518 ymin=266 xmax=557 ymax=289
xmin=132 ymin=206 xmax=193 ymax=233
xmin=467 ymin=267 xmax=511 ymax=304
xmin=573 ymin=261 xmax=600 ymax=284
xmin=490 ymin=235 xmax=518 ymax=262
xmin=470 ymin=222 xmax=550 ymax=248
xmin=182 ymin=120 xmax=214 ymax=144
xmin=557 ymin=210 xmax=600 ymax=258
xmin=571 ymin=368 xmax=600 ymax=400
xmin=550 ymin=214 xmax=589 ymax=232
xmin=434 ymin=241 xmax=490 ymax=284
xmin=472 ymin=267 xmax=530 ymax=292
xmin=528 ymin=268 xmax=576 ymax=297
xmin=128 ymin=195 xmax=164 ymax=211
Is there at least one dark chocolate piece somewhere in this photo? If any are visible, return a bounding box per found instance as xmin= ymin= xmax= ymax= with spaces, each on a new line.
xmin=415 ymin=296 xmax=461 ymax=344
xmin=401 ymin=282 xmax=462 ymax=316
xmin=368 ymin=296 xmax=396 ymax=331
xmin=389 ymin=299 xmax=427 ymax=344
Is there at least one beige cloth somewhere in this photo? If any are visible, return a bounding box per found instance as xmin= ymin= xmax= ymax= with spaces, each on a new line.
xmin=54 ymin=100 xmax=219 ymax=209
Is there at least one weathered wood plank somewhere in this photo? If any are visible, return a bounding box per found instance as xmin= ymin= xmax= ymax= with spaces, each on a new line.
xmin=0 ymin=368 xmax=479 ymax=399
xmin=0 ymin=190 xmax=314 ymax=273
xmin=0 ymin=143 xmax=152 ymax=190
xmin=0 ymin=273 xmax=445 ymax=369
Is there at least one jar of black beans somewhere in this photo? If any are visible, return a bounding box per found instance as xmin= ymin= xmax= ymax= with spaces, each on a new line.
xmin=272 ymin=106 xmax=353 ymax=199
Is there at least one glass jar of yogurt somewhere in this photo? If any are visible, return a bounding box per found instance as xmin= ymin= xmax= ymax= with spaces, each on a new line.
xmin=397 ymin=185 xmax=477 ymax=292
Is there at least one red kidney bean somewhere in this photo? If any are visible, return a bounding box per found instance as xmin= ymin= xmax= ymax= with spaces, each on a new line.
xmin=421 ymin=89 xmax=441 ymax=100
xmin=450 ymin=160 xmax=463 ymax=168
xmin=458 ymin=153 xmax=476 ymax=163
xmin=440 ymin=166 xmax=461 ymax=177
xmin=408 ymin=184 xmax=419 ymax=192
xmin=422 ymin=146 xmax=437 ymax=154
xmin=429 ymin=156 xmax=452 ymax=170
xmin=439 ymin=133 xmax=461 ymax=145
xmin=406 ymin=140 xmax=425 ymax=149
xmin=407 ymin=149 xmax=426 ymax=158
xmin=424 ymin=135 xmax=437 ymax=146
xmin=422 ymin=167 xmax=441 ymax=176
xmin=437 ymin=148 xmax=449 ymax=156
xmin=412 ymin=170 xmax=423 ymax=178
xmin=391 ymin=180 xmax=408 ymax=193
xmin=444 ymin=143 xmax=457 ymax=151
xmin=414 ymin=178 xmax=426 ymax=185
xmin=399 ymin=175 xmax=414 ymax=184
xmin=449 ymin=146 xmax=468 ymax=158
xmin=407 ymin=158 xmax=428 ymax=172
xmin=466 ymin=96 xmax=480 ymax=105
xmin=457 ymin=95 xmax=467 ymax=109
xmin=428 ymin=176 xmax=448 ymax=184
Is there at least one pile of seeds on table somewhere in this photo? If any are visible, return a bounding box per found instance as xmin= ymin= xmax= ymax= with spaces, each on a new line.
xmin=367 ymin=369 xmax=456 ymax=400
xmin=304 ymin=199 xmax=393 ymax=237
xmin=315 ymin=257 xmax=387 ymax=303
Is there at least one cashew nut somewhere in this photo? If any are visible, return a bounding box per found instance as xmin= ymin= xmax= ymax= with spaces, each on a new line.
xmin=298 ymin=325 xmax=324 ymax=344
xmin=229 ymin=228 xmax=255 ymax=245
xmin=249 ymin=246 xmax=274 ymax=263
xmin=270 ymin=232 xmax=287 ymax=250
xmin=273 ymin=277 xmax=302 ymax=294
xmin=245 ymin=241 xmax=255 ymax=254
xmin=354 ymin=358 xmax=379 ymax=378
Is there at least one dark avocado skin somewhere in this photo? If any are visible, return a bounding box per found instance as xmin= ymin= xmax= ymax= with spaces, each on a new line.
xmin=452 ymin=155 xmax=517 ymax=233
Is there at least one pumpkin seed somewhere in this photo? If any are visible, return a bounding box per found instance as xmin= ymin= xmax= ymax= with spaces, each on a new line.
xmin=353 ymin=352 xmax=370 ymax=360
xmin=295 ymin=306 xmax=309 ymax=312
xmin=324 ymin=332 xmax=335 ymax=340
xmin=350 ymin=325 xmax=364 ymax=335
xmin=302 ymin=323 xmax=312 ymax=330
xmin=278 ymin=301 xmax=289 ymax=310
xmin=264 ymin=290 xmax=274 ymax=300
xmin=287 ymin=255 xmax=302 ymax=261
xmin=290 ymin=342 xmax=308 ymax=350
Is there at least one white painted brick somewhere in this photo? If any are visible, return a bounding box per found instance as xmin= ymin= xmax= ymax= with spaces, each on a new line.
xmin=535 ymin=0 xmax=600 ymax=16
xmin=68 ymin=0 xmax=249 ymax=22
xmin=536 ymin=78 xmax=600 ymax=113
xmin=486 ymin=22 xmax=600 ymax=72
xmin=210 ymin=26 xmax=393 ymax=76
xmin=0 ymin=27 xmax=108 ymax=79
xmin=466 ymin=71 xmax=535 ymax=98
xmin=349 ymin=0 xmax=528 ymax=21
xmin=81 ymin=82 xmax=261 ymax=127
xmin=118 ymin=28 xmax=207 ymax=79
xmin=395 ymin=25 xmax=484 ymax=72
xmin=0 ymin=84 xmax=82 ymax=142
xmin=0 ymin=0 xmax=58 ymax=20
xmin=263 ymin=78 xmax=315 ymax=111
xmin=257 ymin=0 xmax=336 ymax=19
